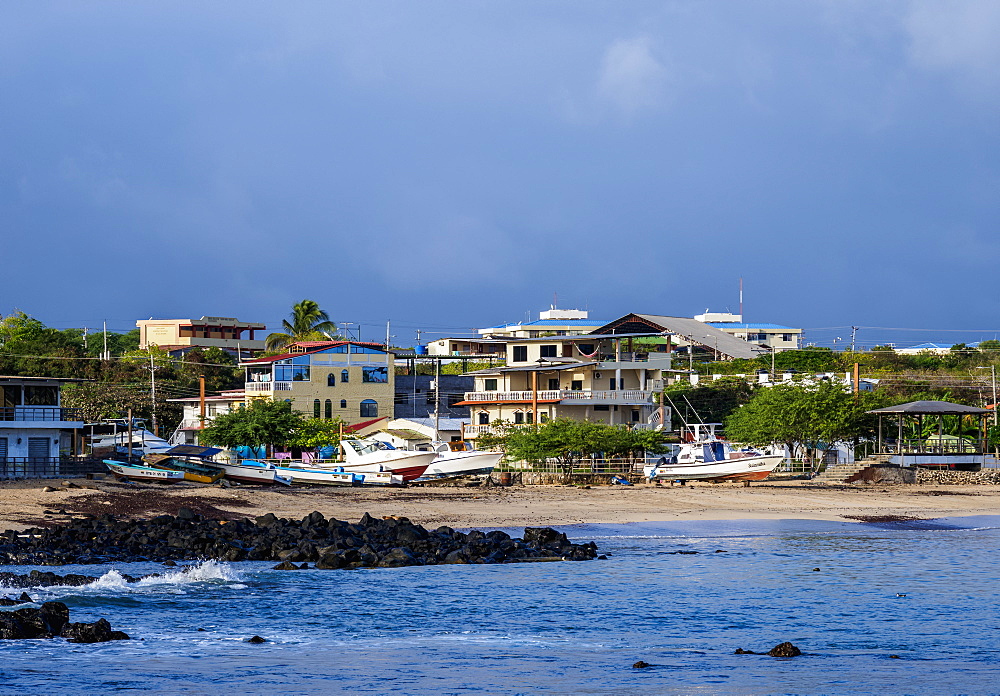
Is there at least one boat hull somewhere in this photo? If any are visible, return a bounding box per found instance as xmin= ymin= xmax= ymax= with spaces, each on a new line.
xmin=105 ymin=461 xmax=185 ymax=484
xmin=645 ymin=454 xmax=783 ymax=482
xmin=418 ymin=451 xmax=503 ymax=480
xmin=216 ymin=462 xmax=292 ymax=486
xmin=270 ymin=465 xmax=359 ymax=486
xmin=144 ymin=455 xmax=224 ymax=484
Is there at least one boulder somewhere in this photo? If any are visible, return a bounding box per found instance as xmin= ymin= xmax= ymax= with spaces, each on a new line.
xmin=247 ymin=635 xmax=267 ymax=644
xmin=767 ymin=642 xmax=801 ymax=657
xmin=632 ymin=661 xmax=651 ymax=669
xmin=62 ymin=618 xmax=116 ymax=643
xmin=271 ymin=561 xmax=299 ymax=570
xmin=377 ymin=547 xmax=420 ymax=568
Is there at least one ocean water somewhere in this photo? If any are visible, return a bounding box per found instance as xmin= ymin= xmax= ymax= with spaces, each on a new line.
xmin=2 ymin=517 xmax=1000 ymax=695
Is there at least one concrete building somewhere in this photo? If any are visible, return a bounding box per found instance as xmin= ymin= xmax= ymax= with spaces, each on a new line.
xmin=241 ymin=341 xmax=394 ymax=429
xmin=137 ymin=316 xmax=267 ymax=356
xmin=167 ymin=389 xmax=246 ymax=445
xmin=0 ymin=376 xmax=85 ymax=476
xmin=394 ymin=374 xmax=474 ymax=419
xmin=693 ymin=312 xmax=802 ymax=352
xmin=456 ymin=333 xmax=672 ymax=440
xmin=477 ymin=308 xmax=608 ymax=339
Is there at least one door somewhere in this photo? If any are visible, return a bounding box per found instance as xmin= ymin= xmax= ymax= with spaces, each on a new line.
xmin=27 ymin=437 xmax=50 ymax=477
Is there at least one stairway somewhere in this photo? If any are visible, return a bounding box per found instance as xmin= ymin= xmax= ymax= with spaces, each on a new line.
xmin=812 ymin=455 xmax=892 ymax=483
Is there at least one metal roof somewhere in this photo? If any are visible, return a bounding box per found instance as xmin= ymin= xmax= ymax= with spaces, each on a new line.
xmin=592 ymin=314 xmax=766 ymax=360
xmin=705 ymin=323 xmax=797 ymax=331
xmin=867 ymin=400 xmax=990 ymax=415
xmin=483 ymin=319 xmax=609 ymax=329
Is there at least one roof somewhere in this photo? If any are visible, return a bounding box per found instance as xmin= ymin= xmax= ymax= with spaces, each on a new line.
xmin=392 ymin=417 xmax=470 ymax=431
xmin=867 ymin=400 xmax=990 ymax=415
xmin=0 ymin=375 xmax=89 ymax=383
xmin=380 ymin=429 xmax=431 ymax=441
xmin=343 ymin=416 xmax=387 ymax=433
xmin=591 ymin=314 xmax=767 ymax=360
xmin=483 ymin=319 xmax=610 ymax=330
xmin=496 ymin=361 xmax=599 ymax=373
xmin=705 ymin=323 xmax=798 ymax=331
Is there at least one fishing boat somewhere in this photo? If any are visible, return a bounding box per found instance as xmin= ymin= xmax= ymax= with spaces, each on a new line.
xmin=213 ymin=460 xmax=293 ymax=486
xmin=143 ymin=454 xmax=225 ymax=484
xmin=416 ymin=441 xmax=503 ymax=481
xmin=105 ymin=460 xmax=185 ymax=484
xmin=308 ymin=439 xmax=435 ymax=482
xmin=252 ymin=462 xmax=360 ymax=486
xmin=643 ymin=423 xmax=783 ymax=483
xmin=87 ymin=419 xmax=173 ymax=458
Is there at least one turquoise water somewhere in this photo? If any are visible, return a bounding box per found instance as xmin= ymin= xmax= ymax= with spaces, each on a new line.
xmin=2 ymin=517 xmax=999 ymax=695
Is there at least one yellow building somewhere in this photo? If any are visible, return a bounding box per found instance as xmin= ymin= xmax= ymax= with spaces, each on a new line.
xmin=137 ymin=316 xmax=267 ymax=354
xmin=241 ymin=341 xmax=394 ymax=429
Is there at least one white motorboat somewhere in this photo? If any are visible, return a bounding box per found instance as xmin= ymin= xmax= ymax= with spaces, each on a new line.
xmin=643 ymin=423 xmax=783 ymax=483
xmin=308 ymin=439 xmax=435 ymax=482
xmin=87 ymin=419 xmax=173 ymax=457
xmin=105 ymin=460 xmax=185 ymax=484
xmin=416 ymin=441 xmax=503 ymax=481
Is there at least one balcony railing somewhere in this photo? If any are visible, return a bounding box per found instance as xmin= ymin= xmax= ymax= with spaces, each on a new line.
xmin=0 ymin=407 xmax=83 ymax=422
xmin=463 ymin=421 xmax=660 ymax=437
xmin=464 ymin=389 xmax=655 ymax=404
xmin=246 ymin=382 xmax=292 ymax=392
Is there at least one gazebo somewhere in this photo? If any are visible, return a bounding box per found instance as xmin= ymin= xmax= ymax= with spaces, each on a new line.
xmin=867 ymin=400 xmax=991 ymax=470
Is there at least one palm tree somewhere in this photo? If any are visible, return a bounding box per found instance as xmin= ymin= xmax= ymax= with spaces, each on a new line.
xmin=265 ymin=300 xmax=341 ymax=352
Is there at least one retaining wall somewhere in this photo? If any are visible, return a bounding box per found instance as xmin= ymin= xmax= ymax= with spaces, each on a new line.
xmin=916 ymin=469 xmax=1000 ymax=485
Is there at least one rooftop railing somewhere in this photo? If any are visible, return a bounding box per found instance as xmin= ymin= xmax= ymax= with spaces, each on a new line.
xmin=0 ymin=407 xmax=83 ymax=422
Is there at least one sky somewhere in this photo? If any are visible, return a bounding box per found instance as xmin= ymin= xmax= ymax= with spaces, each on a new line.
xmin=2 ymin=1 xmax=999 ymax=349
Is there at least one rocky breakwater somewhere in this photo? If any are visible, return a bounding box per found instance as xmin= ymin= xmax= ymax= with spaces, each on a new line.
xmin=0 ymin=596 xmax=130 ymax=643
xmin=0 ymin=509 xmax=599 ymax=568
xmin=916 ymin=469 xmax=1000 ymax=485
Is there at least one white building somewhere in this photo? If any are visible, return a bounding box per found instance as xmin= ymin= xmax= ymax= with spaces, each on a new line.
xmin=167 ymin=389 xmax=246 ymax=445
xmin=693 ymin=311 xmax=802 ymax=352
xmin=0 ymin=376 xmax=85 ymax=475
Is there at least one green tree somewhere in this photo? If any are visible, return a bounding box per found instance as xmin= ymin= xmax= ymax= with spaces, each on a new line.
xmin=199 ymin=399 xmax=303 ymax=450
xmin=478 ymin=418 xmax=668 ymax=475
xmin=265 ymin=299 xmax=341 ymax=351
xmin=290 ymin=417 xmax=348 ymax=449
xmin=724 ymin=381 xmax=888 ymax=470
xmin=61 ymin=382 xmax=153 ymax=423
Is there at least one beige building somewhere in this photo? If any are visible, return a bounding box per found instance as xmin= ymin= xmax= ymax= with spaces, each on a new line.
xmin=693 ymin=312 xmax=802 ymax=352
xmin=457 ymin=333 xmax=672 ymax=440
xmin=137 ymin=316 xmax=267 ymax=354
xmin=241 ymin=341 xmax=394 ymax=429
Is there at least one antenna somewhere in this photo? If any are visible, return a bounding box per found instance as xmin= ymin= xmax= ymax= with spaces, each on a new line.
xmin=739 ymin=277 xmax=743 ymax=318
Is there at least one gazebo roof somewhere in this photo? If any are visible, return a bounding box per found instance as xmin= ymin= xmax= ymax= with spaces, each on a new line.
xmin=867 ymin=400 xmax=990 ymax=416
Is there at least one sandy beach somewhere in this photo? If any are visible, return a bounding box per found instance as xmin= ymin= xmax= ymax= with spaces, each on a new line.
xmin=1 ymin=479 xmax=999 ymax=532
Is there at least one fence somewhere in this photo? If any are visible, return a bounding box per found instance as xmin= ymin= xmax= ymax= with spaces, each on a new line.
xmin=496 ymin=456 xmax=649 ymax=476
xmin=0 ymin=457 xmax=107 ymax=480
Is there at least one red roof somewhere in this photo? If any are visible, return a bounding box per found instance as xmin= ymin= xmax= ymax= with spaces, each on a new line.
xmin=344 ymin=417 xmax=387 ymax=433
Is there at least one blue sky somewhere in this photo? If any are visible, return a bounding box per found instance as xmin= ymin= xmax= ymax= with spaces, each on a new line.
xmin=2 ymin=2 xmax=999 ymax=349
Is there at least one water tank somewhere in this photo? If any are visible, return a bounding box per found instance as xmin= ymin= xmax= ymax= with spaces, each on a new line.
xmin=414 ymin=344 xmax=428 ymax=355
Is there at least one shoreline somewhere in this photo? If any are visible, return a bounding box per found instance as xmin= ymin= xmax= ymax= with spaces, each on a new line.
xmin=1 ymin=479 xmax=999 ymax=532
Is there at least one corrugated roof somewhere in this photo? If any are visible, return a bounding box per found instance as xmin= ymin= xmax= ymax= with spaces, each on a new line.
xmin=705 ymin=323 xmax=797 ymax=331
xmin=868 ymin=400 xmax=990 ymax=415
xmin=592 ymin=314 xmax=766 ymax=360
xmin=380 ymin=429 xmax=430 ymax=440
xmin=484 ymin=319 xmax=609 ymax=329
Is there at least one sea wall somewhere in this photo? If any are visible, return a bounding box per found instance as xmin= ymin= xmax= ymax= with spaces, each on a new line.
xmin=916 ymin=469 xmax=1000 ymax=485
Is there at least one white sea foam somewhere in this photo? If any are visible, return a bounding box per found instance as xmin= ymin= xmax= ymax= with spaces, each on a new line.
xmin=39 ymin=560 xmax=245 ymax=595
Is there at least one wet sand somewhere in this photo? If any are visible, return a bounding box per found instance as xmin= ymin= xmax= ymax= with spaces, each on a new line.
xmin=1 ymin=479 xmax=999 ymax=532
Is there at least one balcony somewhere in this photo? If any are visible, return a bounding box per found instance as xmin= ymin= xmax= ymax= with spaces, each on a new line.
xmin=463 ymin=389 xmax=655 ymax=404
xmin=0 ymin=407 xmax=83 ymax=423
xmin=246 ymin=382 xmax=292 ymax=392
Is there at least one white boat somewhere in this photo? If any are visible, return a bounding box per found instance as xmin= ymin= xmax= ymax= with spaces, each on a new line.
xmin=308 ymin=439 xmax=436 ymax=482
xmin=253 ymin=462 xmax=360 ymax=486
xmin=105 ymin=460 xmax=185 ymax=484
xmin=214 ymin=461 xmax=293 ymax=486
xmin=416 ymin=441 xmax=503 ymax=481
xmin=643 ymin=423 xmax=783 ymax=483
xmin=87 ymin=419 xmax=173 ymax=457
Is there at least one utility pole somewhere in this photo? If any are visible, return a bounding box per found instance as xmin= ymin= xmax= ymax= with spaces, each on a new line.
xmin=199 ymin=375 xmax=206 ymax=428
xmin=149 ymin=350 xmax=158 ymax=436
xmin=850 ymin=326 xmax=859 ymax=353
xmin=385 ymin=320 xmax=391 ymax=349
xmin=82 ymin=327 xmax=88 ymax=351
xmin=433 ymin=357 xmax=441 ymax=440
xmin=102 ymin=321 xmax=109 ymax=360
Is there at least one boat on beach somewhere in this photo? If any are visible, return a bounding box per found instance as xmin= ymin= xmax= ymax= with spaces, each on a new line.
xmin=105 ymin=460 xmax=185 ymax=484
xmin=306 ymin=439 xmax=435 ymax=482
xmin=214 ymin=460 xmax=293 ymax=486
xmin=416 ymin=441 xmax=503 ymax=481
xmin=643 ymin=423 xmax=783 ymax=483
xmin=143 ymin=454 xmax=225 ymax=483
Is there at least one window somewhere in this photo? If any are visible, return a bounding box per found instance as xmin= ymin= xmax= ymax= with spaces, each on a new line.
xmin=782 ymin=334 xmax=793 ymax=342
xmin=548 ymin=378 xmax=559 ymax=390
xmin=484 ymin=378 xmax=498 ymax=391
xmin=610 ymin=378 xmax=618 ymax=390
xmin=477 ymin=412 xmax=490 ymax=424
xmin=540 ymin=412 xmax=549 ymax=423
xmin=577 ymin=344 xmax=595 ymax=356
xmin=313 ymin=399 xmax=321 ymax=418
xmin=341 ymin=369 xmax=349 ymax=383
xmin=360 ymin=399 xmax=378 ymax=418
xmin=363 ymin=366 xmax=388 ymax=383
xmin=540 ymin=345 xmax=557 ymax=358
xmin=571 ymin=380 xmax=583 ymax=391
xmin=327 ymin=373 xmax=336 ymax=387
xmin=594 ymin=405 xmax=610 ymax=411
xmin=275 ymin=362 xmax=310 ymax=381
xmin=325 ymin=399 xmax=333 ymax=419
xmin=514 ymin=411 xmax=524 ymax=424
xmin=512 ymin=345 xmax=528 ymax=362
xmin=340 ymin=399 xmax=347 ymax=409
xmin=23 ymin=386 xmax=58 ymax=406
xmin=631 ymin=410 xmax=640 ymax=422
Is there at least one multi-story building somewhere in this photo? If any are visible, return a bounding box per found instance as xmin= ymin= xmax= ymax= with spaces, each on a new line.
xmin=693 ymin=312 xmax=802 ymax=352
xmin=456 ymin=333 xmax=672 ymax=440
xmin=0 ymin=376 xmax=85 ymax=476
xmin=241 ymin=341 xmax=394 ymax=429
xmin=137 ymin=316 xmax=267 ymax=357
xmin=167 ymin=389 xmax=247 ymax=446
xmin=477 ymin=307 xmax=608 ymax=339
xmin=394 ymin=374 xmax=473 ymax=419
